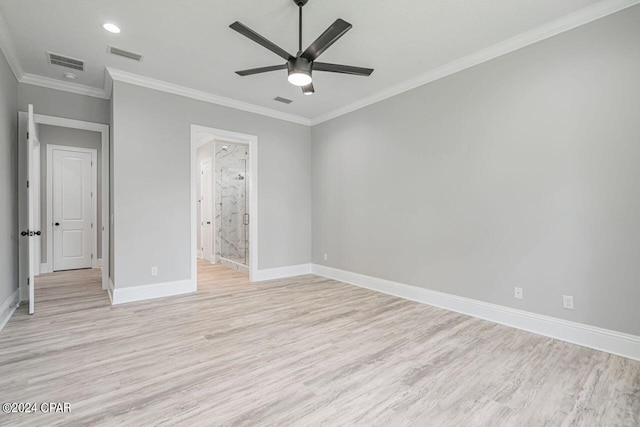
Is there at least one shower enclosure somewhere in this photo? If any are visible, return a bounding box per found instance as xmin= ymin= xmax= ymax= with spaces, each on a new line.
xmin=215 ymin=142 xmax=249 ymax=271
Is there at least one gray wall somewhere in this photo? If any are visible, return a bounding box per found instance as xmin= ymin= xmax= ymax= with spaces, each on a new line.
xmin=0 ymin=50 xmax=18 ymax=305
xmin=112 ymin=81 xmax=311 ymax=288
xmin=18 ymin=83 xmax=109 ymax=125
xmin=311 ymin=6 xmax=640 ymax=335
xmin=38 ymin=125 xmax=103 ymax=262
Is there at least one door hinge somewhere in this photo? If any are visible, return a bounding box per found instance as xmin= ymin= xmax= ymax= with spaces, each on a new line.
xmin=27 ymin=277 xmax=30 ymax=285
xmin=26 ymin=132 xmax=29 ymax=139
xmin=91 ymin=254 xmax=94 ymax=259
xmin=91 ymin=161 xmax=93 ymax=166
xmin=26 ymin=180 xmax=29 ymax=188
xmin=90 ymin=223 xmax=93 ymax=228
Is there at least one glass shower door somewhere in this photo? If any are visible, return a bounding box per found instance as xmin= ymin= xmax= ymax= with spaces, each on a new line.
xmin=219 ymin=154 xmax=248 ymax=265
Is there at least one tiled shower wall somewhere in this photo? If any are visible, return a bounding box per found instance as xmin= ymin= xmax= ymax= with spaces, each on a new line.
xmin=215 ymin=141 xmax=249 ymax=268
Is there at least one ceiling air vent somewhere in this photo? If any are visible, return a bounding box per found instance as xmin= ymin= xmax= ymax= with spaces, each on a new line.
xmin=274 ymin=97 xmax=293 ymax=104
xmin=108 ymin=46 xmax=143 ymax=62
xmin=47 ymin=52 xmax=85 ymax=71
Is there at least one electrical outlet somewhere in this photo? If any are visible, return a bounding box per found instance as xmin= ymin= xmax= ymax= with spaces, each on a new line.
xmin=514 ymin=287 xmax=523 ymax=300
xmin=151 ymin=266 xmax=158 ymax=277
xmin=563 ymin=295 xmax=574 ymax=310
xmin=323 ymin=253 xmax=328 ymax=261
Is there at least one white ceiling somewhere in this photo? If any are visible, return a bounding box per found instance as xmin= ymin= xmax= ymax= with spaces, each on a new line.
xmin=0 ymin=0 xmax=615 ymax=121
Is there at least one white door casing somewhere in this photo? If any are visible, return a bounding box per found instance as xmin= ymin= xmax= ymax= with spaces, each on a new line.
xmin=201 ymin=160 xmax=213 ymax=262
xmin=19 ymin=111 xmax=109 ymax=292
xmin=27 ymin=105 xmax=36 ymax=314
xmin=52 ymin=148 xmax=95 ymax=271
xmin=18 ymin=104 xmax=40 ymax=314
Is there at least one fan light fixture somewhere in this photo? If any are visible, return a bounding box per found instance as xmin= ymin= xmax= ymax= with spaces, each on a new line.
xmin=288 ymin=71 xmax=312 ymax=86
xmin=230 ymin=0 xmax=373 ymax=95
xmin=287 ymin=58 xmax=312 ymax=86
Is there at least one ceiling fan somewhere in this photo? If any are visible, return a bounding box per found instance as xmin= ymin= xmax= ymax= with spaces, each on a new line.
xmin=230 ymin=0 xmax=374 ymax=95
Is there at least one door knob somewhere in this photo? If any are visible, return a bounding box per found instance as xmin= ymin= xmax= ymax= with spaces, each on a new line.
xmin=55 ymin=222 xmax=60 ymax=226
xmin=20 ymin=230 xmax=28 ymax=236
xmin=35 ymin=231 xmax=41 ymax=236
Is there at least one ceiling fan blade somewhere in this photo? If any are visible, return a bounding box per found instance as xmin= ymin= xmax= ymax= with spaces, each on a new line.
xmin=235 ymin=64 xmax=287 ymax=76
xmin=301 ymin=19 xmax=352 ymax=61
xmin=230 ymin=22 xmax=294 ymax=61
xmin=301 ymin=83 xmax=315 ymax=95
xmin=313 ymin=62 xmax=374 ymax=76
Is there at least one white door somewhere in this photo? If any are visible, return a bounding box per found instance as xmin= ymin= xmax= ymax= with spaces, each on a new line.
xmin=200 ymin=160 xmax=213 ymax=261
xmin=52 ymin=149 xmax=93 ymax=271
xmin=18 ymin=105 xmax=39 ymax=314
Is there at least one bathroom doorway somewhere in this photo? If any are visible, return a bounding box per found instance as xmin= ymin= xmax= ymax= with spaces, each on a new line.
xmin=191 ymin=125 xmax=257 ymax=285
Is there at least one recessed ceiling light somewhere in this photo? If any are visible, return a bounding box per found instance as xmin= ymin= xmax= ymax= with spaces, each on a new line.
xmin=103 ymin=23 xmax=121 ymax=34
xmin=63 ymin=72 xmax=77 ymax=80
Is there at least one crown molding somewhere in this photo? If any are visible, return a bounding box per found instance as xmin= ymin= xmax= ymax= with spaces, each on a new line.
xmin=2 ymin=0 xmax=638 ymax=126
xmin=310 ymin=0 xmax=640 ymax=125
xmin=0 ymin=9 xmax=23 ymax=80
xmin=20 ymin=73 xmax=109 ymax=99
xmin=107 ymin=68 xmax=312 ymax=126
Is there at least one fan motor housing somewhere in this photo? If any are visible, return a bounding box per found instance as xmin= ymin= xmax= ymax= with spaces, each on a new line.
xmin=293 ymin=0 xmax=309 ymax=6
xmin=287 ymin=57 xmax=312 ymax=74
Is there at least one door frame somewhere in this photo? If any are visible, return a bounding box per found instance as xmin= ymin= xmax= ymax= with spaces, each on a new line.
xmin=19 ymin=111 xmax=110 ymax=295
xmin=199 ymin=158 xmax=213 ymax=262
xmin=190 ymin=124 xmax=258 ymax=283
xmin=46 ymin=145 xmax=98 ymax=272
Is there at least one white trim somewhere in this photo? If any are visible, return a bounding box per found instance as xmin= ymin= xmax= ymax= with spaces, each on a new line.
xmin=0 ymin=289 xmax=19 ymax=333
xmin=46 ymin=145 xmax=98 ymax=271
xmin=97 ymin=258 xmax=103 ymax=268
xmin=253 ymin=264 xmax=312 ymax=282
xmin=310 ymin=0 xmax=640 ymax=125
xmin=107 ymin=278 xmax=114 ymax=303
xmin=109 ymin=68 xmax=311 ymax=126
xmin=2 ymin=1 xmax=638 ymax=124
xmin=20 ymin=73 xmax=109 ymax=99
xmin=23 ymin=112 xmax=111 ymax=291
xmin=34 ymin=114 xmax=109 ymax=133
xmin=311 ymin=264 xmax=640 ymax=361
xmin=39 ymin=263 xmax=50 ymax=274
xmin=190 ymin=125 xmax=259 ymax=283
xmin=197 ymin=250 xmax=203 ymax=259
xmin=111 ymin=279 xmax=196 ymax=305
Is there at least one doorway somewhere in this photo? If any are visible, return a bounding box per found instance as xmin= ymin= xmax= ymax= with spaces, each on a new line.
xmin=18 ymin=106 xmax=110 ymax=313
xmin=191 ymin=125 xmax=258 ymax=286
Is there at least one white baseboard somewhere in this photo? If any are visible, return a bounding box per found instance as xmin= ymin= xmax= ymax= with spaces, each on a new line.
xmin=197 ymin=251 xmax=203 ymax=259
xmin=311 ymin=264 xmax=640 ymax=361
xmin=107 ymin=278 xmax=114 ymax=303
xmin=111 ymin=279 xmax=196 ymax=305
xmin=97 ymin=258 xmax=103 ymax=268
xmin=40 ymin=263 xmax=51 ymax=274
xmin=0 ymin=289 xmax=20 ymax=333
xmin=253 ymin=264 xmax=312 ymax=282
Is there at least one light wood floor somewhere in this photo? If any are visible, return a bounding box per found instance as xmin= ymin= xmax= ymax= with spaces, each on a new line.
xmin=1 ymin=260 xmax=639 ymax=426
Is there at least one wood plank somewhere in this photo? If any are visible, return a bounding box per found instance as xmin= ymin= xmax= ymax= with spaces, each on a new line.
xmin=0 ymin=259 xmax=638 ymax=426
